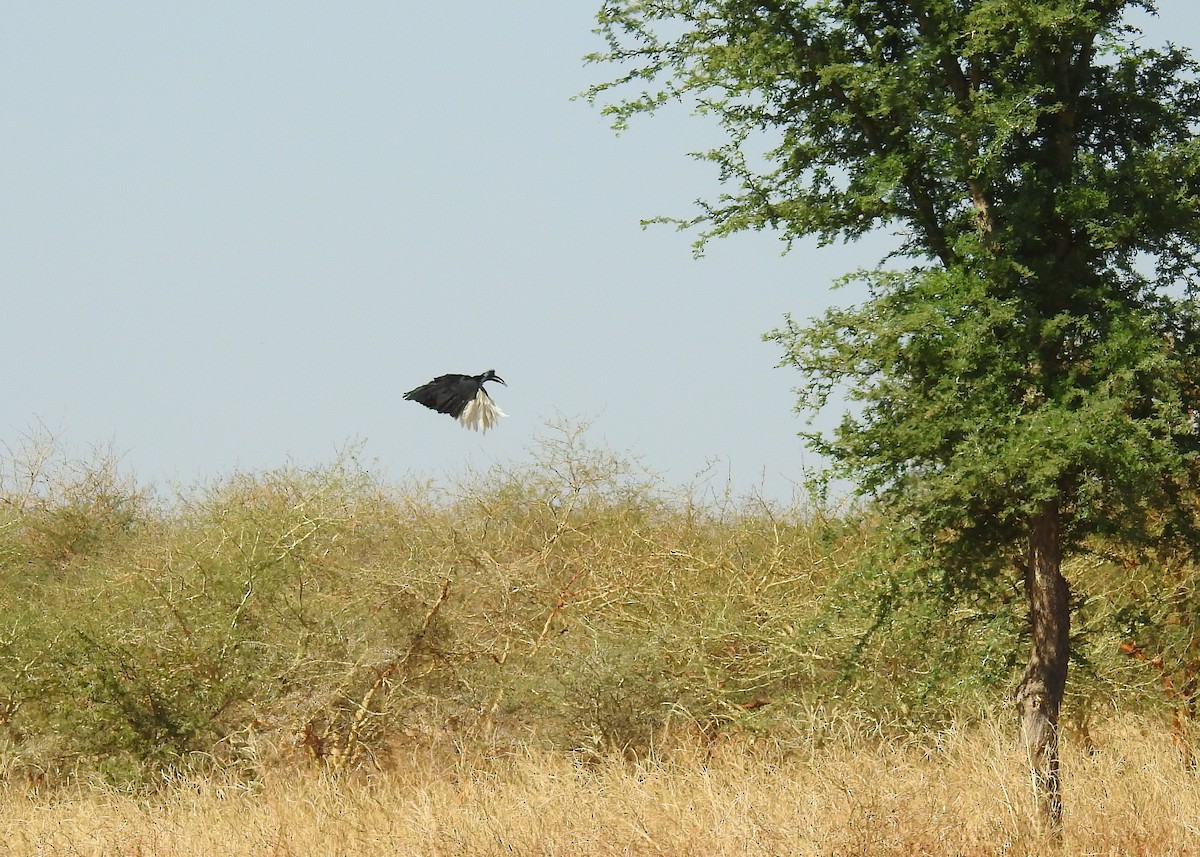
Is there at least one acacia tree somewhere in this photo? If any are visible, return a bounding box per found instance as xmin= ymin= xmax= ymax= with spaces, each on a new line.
xmin=587 ymin=0 xmax=1200 ymax=832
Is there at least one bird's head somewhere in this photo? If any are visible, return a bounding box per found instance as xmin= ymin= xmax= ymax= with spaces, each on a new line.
xmin=480 ymin=369 xmax=506 ymax=386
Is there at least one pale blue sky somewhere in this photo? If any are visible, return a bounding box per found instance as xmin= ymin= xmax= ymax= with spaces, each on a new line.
xmin=2 ymin=3 xmax=1196 ymax=503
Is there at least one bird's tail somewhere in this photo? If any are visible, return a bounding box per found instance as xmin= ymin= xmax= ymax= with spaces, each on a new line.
xmin=458 ymin=389 xmax=507 ymax=432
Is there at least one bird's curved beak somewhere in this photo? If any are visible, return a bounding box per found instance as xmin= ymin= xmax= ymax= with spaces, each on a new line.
xmin=494 ymin=375 xmax=507 ymax=385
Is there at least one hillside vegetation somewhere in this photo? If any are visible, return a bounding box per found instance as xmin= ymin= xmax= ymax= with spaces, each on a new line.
xmin=0 ymin=423 xmax=1195 ymax=787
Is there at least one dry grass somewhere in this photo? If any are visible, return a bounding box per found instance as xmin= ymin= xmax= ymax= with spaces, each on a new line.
xmin=3 ymin=718 xmax=1197 ymax=857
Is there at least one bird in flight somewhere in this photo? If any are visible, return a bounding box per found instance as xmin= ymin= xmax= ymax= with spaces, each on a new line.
xmin=404 ymin=370 xmax=507 ymax=432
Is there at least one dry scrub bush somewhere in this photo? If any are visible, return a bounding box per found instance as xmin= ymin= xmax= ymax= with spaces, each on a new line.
xmin=0 ymin=421 xmax=1196 ymax=786
xmin=0 ymin=423 xmax=867 ymax=780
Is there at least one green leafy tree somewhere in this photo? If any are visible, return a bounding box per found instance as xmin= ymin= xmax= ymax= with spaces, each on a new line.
xmin=586 ymin=0 xmax=1200 ymax=833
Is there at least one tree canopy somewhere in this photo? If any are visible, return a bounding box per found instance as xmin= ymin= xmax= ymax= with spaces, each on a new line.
xmin=587 ymin=0 xmax=1200 ymax=576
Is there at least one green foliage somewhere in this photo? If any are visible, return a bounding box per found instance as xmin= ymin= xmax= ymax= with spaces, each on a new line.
xmin=588 ymin=1 xmax=1200 ymax=268
xmin=770 ymin=266 xmax=1200 ymax=573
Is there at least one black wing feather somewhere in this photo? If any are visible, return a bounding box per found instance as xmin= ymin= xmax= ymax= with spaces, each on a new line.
xmin=404 ymin=373 xmax=480 ymax=418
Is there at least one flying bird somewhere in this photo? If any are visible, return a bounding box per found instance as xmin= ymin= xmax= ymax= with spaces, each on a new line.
xmin=404 ymin=369 xmax=507 ymax=432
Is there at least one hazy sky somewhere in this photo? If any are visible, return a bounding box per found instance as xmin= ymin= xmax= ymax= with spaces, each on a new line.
xmin=3 ymin=3 xmax=1197 ymax=504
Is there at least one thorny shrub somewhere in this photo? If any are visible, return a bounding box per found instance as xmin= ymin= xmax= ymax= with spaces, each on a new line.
xmin=0 ymin=421 xmax=1194 ymax=784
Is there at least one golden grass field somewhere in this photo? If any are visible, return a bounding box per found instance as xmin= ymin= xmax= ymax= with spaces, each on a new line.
xmin=3 ymin=718 xmax=1197 ymax=857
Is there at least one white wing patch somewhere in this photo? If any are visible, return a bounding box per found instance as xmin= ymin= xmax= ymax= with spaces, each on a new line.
xmin=458 ymin=389 xmax=507 ymax=432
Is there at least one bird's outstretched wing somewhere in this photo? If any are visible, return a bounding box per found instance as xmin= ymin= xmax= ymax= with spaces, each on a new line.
xmin=403 ymin=373 xmax=475 ymax=418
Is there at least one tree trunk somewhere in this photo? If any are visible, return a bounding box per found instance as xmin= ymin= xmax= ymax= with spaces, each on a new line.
xmin=1014 ymin=499 xmax=1071 ymax=836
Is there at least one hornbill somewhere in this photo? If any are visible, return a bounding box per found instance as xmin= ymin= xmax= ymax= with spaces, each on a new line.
xmin=404 ymin=369 xmax=507 ymax=432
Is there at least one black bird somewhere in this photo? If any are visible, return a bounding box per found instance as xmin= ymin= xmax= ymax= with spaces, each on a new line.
xmin=404 ymin=369 xmax=507 ymax=432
